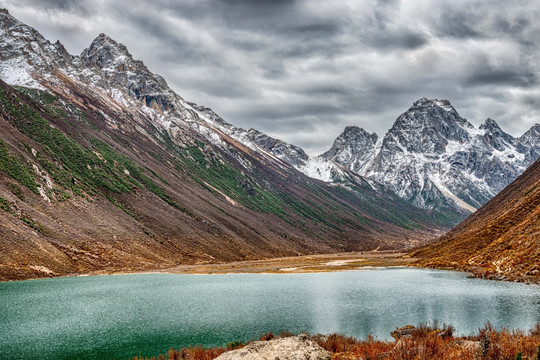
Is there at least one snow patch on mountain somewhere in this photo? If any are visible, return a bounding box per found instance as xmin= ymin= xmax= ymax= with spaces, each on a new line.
xmin=429 ymin=175 xmax=477 ymax=213
xmin=296 ymin=156 xmax=345 ymax=183
xmin=0 ymin=58 xmax=44 ymax=89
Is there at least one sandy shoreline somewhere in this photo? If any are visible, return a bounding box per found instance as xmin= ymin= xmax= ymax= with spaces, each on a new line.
xmin=0 ymin=251 xmax=419 ymax=282
xmin=84 ymin=250 xmax=416 ymax=277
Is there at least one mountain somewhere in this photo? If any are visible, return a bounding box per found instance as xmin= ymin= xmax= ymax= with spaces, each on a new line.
xmin=412 ymin=156 xmax=540 ymax=283
xmin=322 ymin=98 xmax=540 ymax=216
xmin=0 ymin=9 xmax=446 ymax=280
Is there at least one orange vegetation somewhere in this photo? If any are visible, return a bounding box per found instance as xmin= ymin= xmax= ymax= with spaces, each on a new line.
xmin=131 ymin=323 xmax=540 ymax=360
xmin=412 ymin=157 xmax=540 ymax=283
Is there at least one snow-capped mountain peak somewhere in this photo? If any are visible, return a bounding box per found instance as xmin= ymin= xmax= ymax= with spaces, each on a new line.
xmin=322 ymin=126 xmax=380 ymax=175
xmin=322 ymin=99 xmax=540 ymax=215
xmin=0 ymin=9 xmax=68 ymax=88
xmin=479 ymin=118 xmax=517 ymax=152
xmin=80 ymin=33 xmax=135 ymax=70
xmin=413 ymin=97 xmax=457 ymax=114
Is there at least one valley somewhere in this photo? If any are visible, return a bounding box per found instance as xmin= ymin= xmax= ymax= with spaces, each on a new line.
xmin=0 ymin=9 xmax=450 ymax=281
xmin=0 ymin=9 xmax=538 ymax=288
xmin=0 ymin=5 xmax=539 ymax=360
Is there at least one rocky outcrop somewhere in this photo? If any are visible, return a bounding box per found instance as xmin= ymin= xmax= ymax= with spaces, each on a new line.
xmin=214 ymin=335 xmax=331 ymax=360
xmin=244 ymin=129 xmax=309 ymax=167
xmin=78 ymin=33 xmax=177 ymax=113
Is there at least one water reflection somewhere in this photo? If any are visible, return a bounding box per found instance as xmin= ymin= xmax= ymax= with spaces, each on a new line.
xmin=1 ymin=269 xmax=539 ymax=360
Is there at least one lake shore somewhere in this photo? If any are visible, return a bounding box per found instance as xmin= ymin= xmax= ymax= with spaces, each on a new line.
xmin=86 ymin=250 xmax=416 ymax=277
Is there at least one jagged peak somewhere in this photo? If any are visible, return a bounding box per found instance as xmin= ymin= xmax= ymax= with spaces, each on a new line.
xmin=395 ymin=98 xmax=466 ymax=129
xmin=342 ymin=126 xmax=377 ymax=137
xmin=343 ymin=125 xmax=365 ymax=134
xmin=393 ymin=98 xmax=465 ymax=131
xmin=411 ymin=97 xmax=455 ymax=112
xmin=412 ymin=97 xmax=430 ymax=105
xmin=525 ymin=123 xmax=540 ymax=132
xmin=480 ymin=118 xmax=502 ymax=131
xmin=96 ymin=33 xmax=111 ymax=41
xmin=0 ymin=7 xmax=33 ymax=30
xmin=53 ymin=39 xmax=68 ymax=52
xmin=321 ymin=125 xmax=379 ymax=161
xmin=82 ymin=32 xmax=133 ymax=61
xmin=0 ymin=8 xmax=41 ymax=36
xmin=520 ymin=123 xmax=540 ymax=139
xmin=90 ymin=33 xmax=125 ymax=49
xmin=247 ymin=128 xmax=286 ymax=144
xmin=479 ymin=118 xmax=516 ymax=142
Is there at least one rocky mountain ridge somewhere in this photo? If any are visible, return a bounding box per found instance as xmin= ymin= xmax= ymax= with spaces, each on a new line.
xmin=0 ymin=9 xmax=379 ymax=186
xmin=323 ymin=98 xmax=540 ymax=215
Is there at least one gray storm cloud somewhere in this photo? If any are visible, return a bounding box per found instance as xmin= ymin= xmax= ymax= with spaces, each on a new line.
xmin=1 ymin=0 xmax=539 ymax=154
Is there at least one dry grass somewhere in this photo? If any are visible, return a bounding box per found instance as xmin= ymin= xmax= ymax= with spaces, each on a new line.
xmin=131 ymin=322 xmax=540 ymax=360
xmin=412 ymin=157 xmax=540 ymax=284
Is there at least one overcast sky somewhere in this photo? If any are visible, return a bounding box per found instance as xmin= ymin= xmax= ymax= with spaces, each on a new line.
xmin=2 ymin=0 xmax=539 ymax=154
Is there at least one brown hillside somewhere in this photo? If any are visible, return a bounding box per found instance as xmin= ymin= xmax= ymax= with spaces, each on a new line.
xmin=0 ymin=78 xmax=443 ymax=281
xmin=413 ymin=156 xmax=540 ymax=283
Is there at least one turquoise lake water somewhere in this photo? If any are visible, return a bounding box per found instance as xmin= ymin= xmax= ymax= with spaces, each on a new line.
xmin=1 ymin=268 xmax=539 ymax=360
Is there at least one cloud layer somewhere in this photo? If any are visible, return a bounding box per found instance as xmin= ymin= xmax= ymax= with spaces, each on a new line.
xmin=2 ymin=0 xmax=539 ymax=154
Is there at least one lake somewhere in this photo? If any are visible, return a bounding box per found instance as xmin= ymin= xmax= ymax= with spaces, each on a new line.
xmin=1 ymin=268 xmax=539 ymax=360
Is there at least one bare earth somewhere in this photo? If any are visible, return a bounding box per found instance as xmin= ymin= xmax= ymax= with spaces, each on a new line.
xmin=87 ymin=251 xmax=415 ymax=276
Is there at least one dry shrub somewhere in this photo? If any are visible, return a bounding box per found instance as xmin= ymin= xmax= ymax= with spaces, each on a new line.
xmin=133 ymin=323 xmax=540 ymax=360
xmin=350 ymin=335 xmax=394 ymax=360
xmin=165 ymin=346 xmax=226 ymax=360
xmin=168 ymin=348 xmax=179 ymax=360
xmin=314 ymin=333 xmax=359 ymax=353
xmin=475 ymin=323 xmax=540 ymax=360
xmin=530 ymin=323 xmax=540 ymax=337
xmin=401 ymin=320 xmax=454 ymax=340
xmin=259 ymin=332 xmax=274 ymax=341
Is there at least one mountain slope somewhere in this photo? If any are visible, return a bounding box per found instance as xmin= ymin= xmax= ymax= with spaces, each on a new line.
xmin=322 ymin=98 xmax=540 ymax=217
xmin=0 ymin=9 xmax=447 ymax=280
xmin=413 ymin=156 xmax=540 ymax=283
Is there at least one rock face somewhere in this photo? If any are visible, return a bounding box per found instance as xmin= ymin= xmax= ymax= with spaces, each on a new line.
xmin=215 ymin=335 xmax=331 ymax=360
xmin=322 ymin=126 xmax=380 ymax=175
xmin=323 ymin=98 xmax=540 ymax=215
xmin=244 ymin=129 xmax=309 ymax=167
xmin=78 ymin=33 xmax=178 ymax=113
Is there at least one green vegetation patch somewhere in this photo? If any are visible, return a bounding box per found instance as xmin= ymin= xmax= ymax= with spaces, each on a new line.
xmin=0 ymin=196 xmax=11 ymax=212
xmin=1 ymin=86 xmax=191 ymax=216
xmin=0 ymin=139 xmax=38 ymax=194
xmin=8 ymin=182 xmax=25 ymax=200
xmin=0 ymin=86 xmax=134 ymax=195
xmin=177 ymin=142 xmax=290 ymax=220
xmin=91 ymin=138 xmax=190 ymax=214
